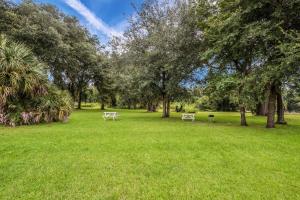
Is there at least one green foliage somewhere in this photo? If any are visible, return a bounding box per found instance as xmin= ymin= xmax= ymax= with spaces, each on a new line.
xmin=197 ymin=0 xmax=300 ymax=126
xmin=172 ymin=102 xmax=198 ymax=113
xmin=1 ymin=0 xmax=299 ymax=125
xmin=0 ymin=0 xmax=102 ymax=108
xmin=82 ymin=86 xmax=99 ymax=103
xmin=203 ymin=74 xmax=239 ymax=111
xmin=286 ymin=79 xmax=300 ymax=112
xmin=184 ymin=104 xmax=197 ymax=113
xmin=123 ymin=0 xmax=203 ymax=116
xmin=0 ymin=35 xmax=73 ymax=126
xmin=93 ymin=68 xmax=112 ymax=107
xmin=196 ymin=96 xmax=211 ymax=111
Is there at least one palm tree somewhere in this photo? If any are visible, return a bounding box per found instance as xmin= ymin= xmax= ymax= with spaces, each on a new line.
xmin=0 ymin=35 xmax=45 ymax=98
xmin=0 ymin=35 xmax=72 ymax=126
xmin=0 ymin=35 xmax=45 ymax=125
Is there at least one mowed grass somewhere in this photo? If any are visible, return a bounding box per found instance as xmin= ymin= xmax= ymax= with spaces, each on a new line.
xmin=0 ymin=108 xmax=300 ymax=200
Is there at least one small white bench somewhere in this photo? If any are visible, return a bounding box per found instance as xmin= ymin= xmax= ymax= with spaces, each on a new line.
xmin=103 ymin=112 xmax=119 ymax=120
xmin=182 ymin=113 xmax=195 ymax=121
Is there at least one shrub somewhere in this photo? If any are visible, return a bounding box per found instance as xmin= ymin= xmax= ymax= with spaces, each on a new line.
xmin=0 ymin=35 xmax=73 ymax=126
xmin=184 ymin=104 xmax=197 ymax=113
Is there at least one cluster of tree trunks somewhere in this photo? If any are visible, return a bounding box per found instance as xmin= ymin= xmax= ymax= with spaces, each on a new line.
xmin=255 ymin=102 xmax=268 ymax=116
xmin=99 ymin=95 xmax=118 ymax=110
xmin=255 ymin=83 xmax=287 ymax=128
xmin=147 ymin=103 xmax=157 ymax=112
xmin=265 ymin=83 xmax=287 ymax=128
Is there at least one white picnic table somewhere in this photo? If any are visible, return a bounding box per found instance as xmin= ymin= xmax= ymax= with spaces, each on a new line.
xmin=181 ymin=113 xmax=195 ymax=121
xmin=103 ymin=112 xmax=119 ymax=120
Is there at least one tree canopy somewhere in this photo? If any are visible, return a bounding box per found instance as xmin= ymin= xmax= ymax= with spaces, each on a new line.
xmin=0 ymin=0 xmax=299 ymax=128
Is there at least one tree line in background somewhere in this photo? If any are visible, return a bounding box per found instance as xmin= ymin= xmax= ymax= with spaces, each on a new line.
xmin=107 ymin=0 xmax=300 ymax=128
xmin=0 ymin=0 xmax=299 ymax=128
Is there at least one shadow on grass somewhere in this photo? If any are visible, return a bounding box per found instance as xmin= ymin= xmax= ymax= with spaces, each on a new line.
xmin=80 ymin=108 xmax=300 ymax=130
xmin=2 ymin=108 xmax=299 ymax=132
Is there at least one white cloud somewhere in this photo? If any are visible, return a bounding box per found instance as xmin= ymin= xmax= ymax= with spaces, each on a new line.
xmin=113 ymin=19 xmax=129 ymax=33
xmin=64 ymin=0 xmax=122 ymax=38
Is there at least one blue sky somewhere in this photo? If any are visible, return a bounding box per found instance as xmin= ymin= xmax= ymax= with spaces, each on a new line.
xmin=13 ymin=0 xmax=144 ymax=43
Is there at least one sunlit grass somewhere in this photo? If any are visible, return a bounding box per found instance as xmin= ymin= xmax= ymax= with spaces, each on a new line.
xmin=0 ymin=109 xmax=299 ymax=199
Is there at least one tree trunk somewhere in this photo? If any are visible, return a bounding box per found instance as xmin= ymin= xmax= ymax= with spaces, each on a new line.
xmin=161 ymin=71 xmax=169 ymax=118
xmin=110 ymin=95 xmax=117 ymax=107
xmin=167 ymin=99 xmax=170 ymax=117
xmin=237 ymin=76 xmax=247 ymax=126
xmin=147 ymin=103 xmax=152 ymax=112
xmin=77 ymin=90 xmax=82 ymax=109
xmin=256 ymin=103 xmax=263 ymax=115
xmin=149 ymin=103 xmax=157 ymax=112
xmin=256 ymin=101 xmax=268 ymax=116
xmin=266 ymin=84 xmax=277 ymax=128
xmin=147 ymin=102 xmax=156 ymax=112
xmin=162 ymin=95 xmax=170 ymax=118
xmin=101 ymin=102 xmax=105 ymax=110
xmin=276 ymin=89 xmax=287 ymax=125
xmin=162 ymin=95 xmax=167 ymax=117
xmin=127 ymin=102 xmax=131 ymax=109
xmin=240 ymin=106 xmax=248 ymax=126
xmin=152 ymin=104 xmax=157 ymax=112
xmin=84 ymin=95 xmax=87 ymax=104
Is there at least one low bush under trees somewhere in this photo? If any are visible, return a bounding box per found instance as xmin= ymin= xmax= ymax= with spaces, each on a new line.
xmin=0 ymin=35 xmax=73 ymax=127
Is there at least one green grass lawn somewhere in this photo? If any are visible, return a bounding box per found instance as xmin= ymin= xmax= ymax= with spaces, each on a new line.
xmin=1 ymin=109 xmax=300 ymax=200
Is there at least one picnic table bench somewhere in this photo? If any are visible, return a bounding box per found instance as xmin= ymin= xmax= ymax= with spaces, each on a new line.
xmin=182 ymin=113 xmax=195 ymax=121
xmin=103 ymin=112 xmax=119 ymax=120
